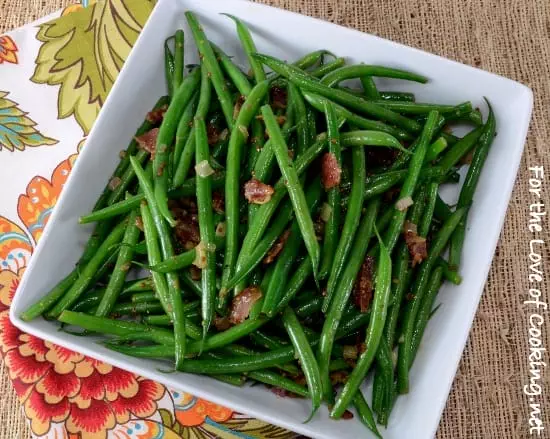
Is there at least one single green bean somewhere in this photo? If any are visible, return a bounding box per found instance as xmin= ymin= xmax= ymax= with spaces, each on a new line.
xmin=360 ymin=76 xmax=380 ymax=99
xmin=173 ymin=92 xmax=198 ymax=175
xmin=248 ymin=370 xmax=308 ymax=397
xmin=378 ymin=91 xmax=415 ymax=102
xmin=282 ymin=307 xmax=323 ymax=416
xmin=269 ymin=257 xmax=313 ymax=317
xmin=375 ymin=100 xmax=471 ymax=115
xmin=211 ymin=43 xmax=252 ymax=96
xmin=164 ymin=38 xmax=175 ymax=97
xmin=437 ymin=126 xmax=484 ymax=175
xmin=354 ymin=390 xmax=383 ymax=439
xmin=173 ymin=30 xmax=185 ymax=91
xmin=419 ymin=182 xmax=439 ymax=237
xmin=310 ymin=57 xmax=346 ymax=78
xmin=293 ymin=49 xmax=336 ymax=70
xmin=185 ymin=12 xmax=234 ymax=128
xmin=321 ymin=64 xmax=427 ymax=87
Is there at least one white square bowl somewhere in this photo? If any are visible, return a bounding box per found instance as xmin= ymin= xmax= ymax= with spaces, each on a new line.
xmin=10 ymin=0 xmax=533 ymax=437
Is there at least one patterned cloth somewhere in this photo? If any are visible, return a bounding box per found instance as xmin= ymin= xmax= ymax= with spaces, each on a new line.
xmin=0 ymin=1 xmax=299 ymax=438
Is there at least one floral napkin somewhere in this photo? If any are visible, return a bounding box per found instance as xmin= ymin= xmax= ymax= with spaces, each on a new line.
xmin=0 ymin=1 xmax=299 ymax=437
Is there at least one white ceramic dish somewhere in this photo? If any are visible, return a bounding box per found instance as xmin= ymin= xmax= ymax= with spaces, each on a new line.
xmin=11 ymin=0 xmax=533 ymax=437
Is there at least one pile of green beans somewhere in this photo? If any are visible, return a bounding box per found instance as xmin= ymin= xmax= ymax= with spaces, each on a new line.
xmin=21 ymin=11 xmax=496 ymax=437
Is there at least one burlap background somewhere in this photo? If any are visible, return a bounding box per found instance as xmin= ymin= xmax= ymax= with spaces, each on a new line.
xmin=1 ymin=0 xmax=549 ymax=438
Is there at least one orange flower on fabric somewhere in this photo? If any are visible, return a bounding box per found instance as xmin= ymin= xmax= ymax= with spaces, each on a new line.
xmin=17 ymin=158 xmax=72 ymax=242
xmin=0 ymin=36 xmax=18 ymax=64
xmin=172 ymin=391 xmax=233 ymax=427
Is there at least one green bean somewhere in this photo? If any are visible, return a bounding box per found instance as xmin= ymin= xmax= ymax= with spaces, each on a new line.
xmin=269 ymin=257 xmax=313 ymax=317
xmin=317 ymin=198 xmax=380 ymax=403
xmin=261 ymin=105 xmax=321 ymax=282
xmin=262 ymin=179 xmax=321 ymax=314
xmin=111 ymin=301 xmax=164 ymax=316
xmin=419 ymin=182 xmax=439 ymax=237
xmin=323 ymin=144 xmax=366 ymax=312
xmin=383 ymin=110 xmax=439 ymax=253
xmin=425 ymin=136 xmax=448 ymax=162
xmin=293 ymin=49 xmax=335 ymax=70
xmin=375 ymin=100 xmax=471 ymax=115
xmin=310 ymin=57 xmax=346 ymax=78
xmin=411 ymin=266 xmax=444 ymax=356
xmin=214 ymin=374 xmax=247 ymax=386
xmin=371 ymin=336 xmax=394 ymax=424
xmin=122 ymin=277 xmax=154 ymax=294
xmin=185 ymin=12 xmax=234 ymax=128
xmin=194 ymin=117 xmax=217 ymax=339
xmin=47 ymin=218 xmax=127 ymax=317
xmin=130 ymin=157 xmax=187 ymax=369
xmin=222 ymin=15 xmax=266 ymax=84
xmin=437 ymin=126 xmax=484 ymax=175
xmin=21 ymin=269 xmax=79 ymax=321
xmin=379 ymin=91 xmax=415 ymax=102
xmin=154 ymin=67 xmax=201 ymax=226
xmin=95 ymin=208 xmax=141 ymax=316
xmin=248 ymin=370 xmax=308 ymax=397
xmin=164 ymin=38 xmax=175 ymax=97
xmin=319 ymin=100 xmax=342 ymax=281
xmin=131 ymin=291 xmax=157 ymax=303
xmin=321 ymin=64 xmax=427 ymax=87
xmin=173 ymin=92 xmax=198 ymax=175
xmin=449 ymin=101 xmax=496 ymax=269
xmin=282 ymin=307 xmax=323 ymax=416
xmin=360 ymin=76 xmax=380 ymax=99
xmin=302 ymin=91 xmax=412 ymax=141
xmin=341 ymin=131 xmax=410 ymax=154
xmin=221 ymin=81 xmax=270 ymax=298
xmin=397 ymin=207 xmax=466 ymax=393
xmin=173 ymin=30 xmax=185 ymax=91
xmin=70 ymin=289 xmax=105 ymax=312
xmin=246 ymin=119 xmax=265 ymax=179
xmin=434 ymin=195 xmax=452 ymax=222
xmin=384 ymin=243 xmax=412 ymax=348
xmin=331 ymin=225 xmax=392 ymax=418
xmin=58 ymin=311 xmax=175 ymax=345
xmin=211 ymin=43 xmax=252 ymax=96
xmin=437 ymin=257 xmax=462 ymax=285
xmin=255 ymin=53 xmax=421 ymax=132
xmin=144 ymin=248 xmax=196 ymax=272
xmin=289 ymin=83 xmax=308 ymax=156
xmin=354 ymin=390 xmax=383 ymax=439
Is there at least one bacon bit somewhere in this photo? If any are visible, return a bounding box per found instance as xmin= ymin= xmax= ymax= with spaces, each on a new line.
xmin=314 ymin=215 xmax=325 ymax=241
xmin=263 ymin=229 xmax=291 ymax=264
xmin=119 ymin=150 xmax=127 ymax=159
xmin=330 ymin=371 xmax=349 ymax=386
xmin=214 ymin=316 xmax=231 ymax=331
xmin=270 ymin=387 xmax=300 ymax=398
xmin=406 ymin=293 xmax=415 ymax=301
xmin=172 ymin=204 xmax=200 ymax=250
xmin=287 ymin=149 xmax=295 ymax=159
xmin=157 ymin=162 xmax=166 ymax=177
xmin=358 ymin=342 xmax=366 ymax=354
xmin=459 ymin=149 xmax=475 ymax=165
xmin=321 ymin=152 xmax=342 ymax=189
xmin=212 ymin=192 xmax=225 ymax=214
xmin=353 ymin=256 xmax=375 ymax=313
xmin=276 ymin=115 xmax=287 ymax=126
xmin=244 ymin=178 xmax=275 ymax=205
xmin=135 ymin=216 xmax=144 ymax=231
xmin=229 ymin=286 xmax=262 ymax=324
xmin=108 ymin=176 xmax=122 ymax=191
xmin=135 ymin=128 xmax=159 ymax=158
xmin=341 ymin=410 xmax=354 ymax=420
xmin=270 ymin=85 xmax=287 ymax=109
xmin=145 ymin=105 xmax=168 ymax=123
xmin=384 ymin=186 xmax=401 ymax=203
xmin=207 ymin=122 xmax=221 ymax=145
xmin=233 ymin=95 xmax=246 ymax=120
xmin=442 ymin=125 xmax=453 ymax=134
xmin=189 ymin=266 xmax=202 ymax=281
xmin=403 ymin=221 xmax=428 ymax=266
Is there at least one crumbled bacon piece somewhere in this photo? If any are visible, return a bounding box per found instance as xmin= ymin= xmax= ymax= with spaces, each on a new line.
xmin=172 ymin=204 xmax=200 ymax=250
xmin=244 ymin=178 xmax=275 ymax=205
xmin=145 ymin=105 xmax=168 ymax=123
xmin=341 ymin=410 xmax=354 ymax=420
xmin=330 ymin=371 xmax=349 ymax=386
xmin=403 ymin=220 xmax=428 ymax=266
xmin=207 ymin=122 xmax=221 ymax=145
xmin=229 ymin=286 xmax=262 ymax=324
xmin=321 ymin=152 xmax=342 ymax=189
xmin=270 ymin=387 xmax=300 ymax=398
xmin=135 ymin=128 xmax=159 ymax=158
xmin=134 ymin=216 xmax=144 ymax=231
xmin=108 ymin=176 xmax=122 ymax=191
xmin=263 ymin=229 xmax=291 ymax=264
xmin=189 ymin=265 xmax=202 ymax=281
xmin=353 ymin=256 xmax=375 ymax=313
xmin=212 ymin=192 xmax=225 ymax=214
xmin=233 ymin=95 xmax=246 ymax=120
xmin=270 ymin=85 xmax=287 ymax=109
xmin=314 ymin=215 xmax=325 ymax=241
xmin=214 ymin=316 xmax=231 ymax=331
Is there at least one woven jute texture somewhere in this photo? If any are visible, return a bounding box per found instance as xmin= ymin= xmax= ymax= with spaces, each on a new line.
xmin=1 ymin=0 xmax=549 ymax=438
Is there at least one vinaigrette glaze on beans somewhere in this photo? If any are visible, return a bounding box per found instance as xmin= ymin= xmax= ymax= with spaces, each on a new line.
xmin=21 ymin=10 xmax=496 ymax=437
